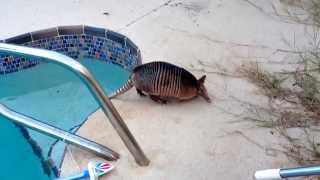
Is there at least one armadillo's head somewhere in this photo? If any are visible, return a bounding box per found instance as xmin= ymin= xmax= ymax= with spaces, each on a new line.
xmin=197 ymin=75 xmax=211 ymax=103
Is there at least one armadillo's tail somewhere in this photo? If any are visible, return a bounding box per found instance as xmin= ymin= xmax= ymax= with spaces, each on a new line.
xmin=109 ymin=78 xmax=134 ymax=99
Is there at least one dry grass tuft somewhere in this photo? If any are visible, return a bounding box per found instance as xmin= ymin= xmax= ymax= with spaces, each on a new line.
xmin=237 ymin=0 xmax=320 ymax=166
xmin=238 ymin=57 xmax=320 ymax=165
xmin=277 ymin=0 xmax=320 ymax=27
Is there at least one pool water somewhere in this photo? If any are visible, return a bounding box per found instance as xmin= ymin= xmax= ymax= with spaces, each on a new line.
xmin=0 ymin=117 xmax=51 ymax=180
xmin=0 ymin=58 xmax=130 ymax=179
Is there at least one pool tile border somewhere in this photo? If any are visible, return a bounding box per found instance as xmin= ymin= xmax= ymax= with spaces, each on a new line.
xmin=31 ymin=27 xmax=59 ymax=41
xmin=5 ymin=33 xmax=32 ymax=44
xmin=0 ymin=25 xmax=141 ymax=74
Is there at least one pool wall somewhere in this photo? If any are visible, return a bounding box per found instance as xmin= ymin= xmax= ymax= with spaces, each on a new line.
xmin=0 ymin=25 xmax=141 ymax=74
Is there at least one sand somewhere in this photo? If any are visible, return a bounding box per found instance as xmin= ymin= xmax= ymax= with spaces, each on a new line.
xmin=0 ymin=0 xmax=309 ymax=179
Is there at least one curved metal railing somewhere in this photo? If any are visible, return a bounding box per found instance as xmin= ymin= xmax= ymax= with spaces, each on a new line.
xmin=0 ymin=43 xmax=150 ymax=166
xmin=0 ymin=103 xmax=119 ymax=161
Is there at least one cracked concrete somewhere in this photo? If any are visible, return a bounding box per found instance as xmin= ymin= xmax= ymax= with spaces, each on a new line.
xmin=0 ymin=0 xmax=310 ymax=179
xmin=116 ymin=0 xmax=175 ymax=31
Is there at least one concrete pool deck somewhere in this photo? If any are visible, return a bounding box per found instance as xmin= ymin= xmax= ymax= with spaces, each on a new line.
xmin=0 ymin=0 xmax=309 ymax=179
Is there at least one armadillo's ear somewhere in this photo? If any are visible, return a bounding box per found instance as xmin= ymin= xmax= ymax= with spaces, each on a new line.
xmin=198 ymin=75 xmax=206 ymax=84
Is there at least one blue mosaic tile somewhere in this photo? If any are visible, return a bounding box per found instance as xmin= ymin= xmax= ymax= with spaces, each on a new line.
xmin=106 ymin=30 xmax=125 ymax=46
xmin=0 ymin=25 xmax=141 ymax=74
xmin=125 ymin=38 xmax=138 ymax=56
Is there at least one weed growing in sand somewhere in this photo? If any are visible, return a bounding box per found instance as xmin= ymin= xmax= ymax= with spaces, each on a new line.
xmin=238 ymin=45 xmax=320 ymax=165
xmin=275 ymin=0 xmax=320 ymax=27
xmin=238 ymin=0 xmax=320 ymax=166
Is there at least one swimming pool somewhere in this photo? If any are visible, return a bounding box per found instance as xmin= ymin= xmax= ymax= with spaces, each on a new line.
xmin=0 ymin=25 xmax=141 ymax=179
xmin=0 ymin=58 xmax=129 ymax=178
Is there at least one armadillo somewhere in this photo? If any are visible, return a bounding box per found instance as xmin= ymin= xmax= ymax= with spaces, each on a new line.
xmin=109 ymin=61 xmax=211 ymax=103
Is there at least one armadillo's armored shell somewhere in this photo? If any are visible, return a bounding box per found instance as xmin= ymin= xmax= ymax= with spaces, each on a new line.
xmin=132 ymin=61 xmax=199 ymax=99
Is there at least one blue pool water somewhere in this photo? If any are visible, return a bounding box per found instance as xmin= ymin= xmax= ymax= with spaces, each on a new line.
xmin=0 ymin=58 xmax=130 ymax=179
xmin=0 ymin=117 xmax=51 ymax=180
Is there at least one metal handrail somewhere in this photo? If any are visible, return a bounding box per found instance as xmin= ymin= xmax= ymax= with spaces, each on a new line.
xmin=0 ymin=103 xmax=119 ymax=161
xmin=0 ymin=43 xmax=150 ymax=166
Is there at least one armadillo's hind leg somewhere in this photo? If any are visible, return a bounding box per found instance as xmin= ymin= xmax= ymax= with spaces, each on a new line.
xmin=136 ymin=88 xmax=147 ymax=96
xmin=149 ymin=95 xmax=167 ymax=104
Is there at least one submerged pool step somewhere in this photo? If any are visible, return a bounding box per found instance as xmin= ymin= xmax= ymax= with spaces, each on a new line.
xmin=0 ymin=103 xmax=119 ymax=161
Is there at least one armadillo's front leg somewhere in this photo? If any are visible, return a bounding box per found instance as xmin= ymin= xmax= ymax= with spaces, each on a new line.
xmin=136 ymin=88 xmax=147 ymax=96
xmin=149 ymin=95 xmax=167 ymax=104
